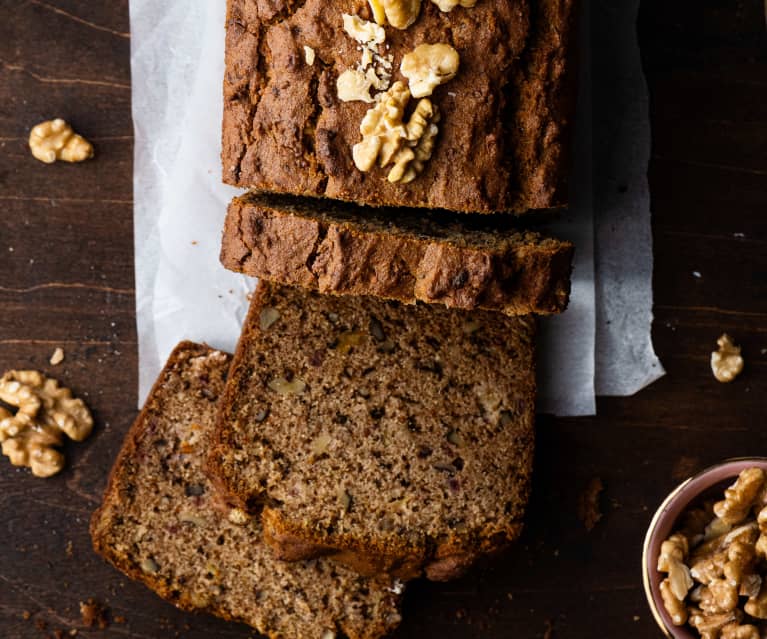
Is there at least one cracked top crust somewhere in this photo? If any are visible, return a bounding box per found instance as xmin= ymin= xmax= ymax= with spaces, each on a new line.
xmin=220 ymin=193 xmax=574 ymax=315
xmin=222 ymin=0 xmax=579 ymax=214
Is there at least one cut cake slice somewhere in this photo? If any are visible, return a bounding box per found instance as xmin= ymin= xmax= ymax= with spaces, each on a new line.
xmin=208 ymin=283 xmax=536 ymax=581
xmin=221 ymin=193 xmax=574 ymax=316
xmin=90 ymin=341 xmax=403 ymax=639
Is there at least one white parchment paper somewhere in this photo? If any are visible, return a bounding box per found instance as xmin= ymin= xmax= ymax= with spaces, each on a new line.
xmin=129 ymin=0 xmax=662 ymax=417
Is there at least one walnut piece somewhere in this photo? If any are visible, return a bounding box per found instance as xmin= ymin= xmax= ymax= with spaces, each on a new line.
xmin=49 ymin=347 xmax=65 ymax=366
xmin=714 ymin=468 xmax=765 ymax=525
xmin=0 ymin=370 xmax=93 ymax=477
xmin=352 ymin=81 xmax=440 ymax=184
xmin=337 ymin=69 xmax=378 ymax=103
xmin=745 ymin=580 xmax=767 ymax=619
xmin=342 ymin=13 xmax=385 ymax=45
xmin=29 ymin=119 xmax=94 ymax=164
xmin=267 ymin=377 xmax=307 ymax=395
xmin=368 ymin=0 xmax=387 ymax=24
xmin=430 ymin=0 xmax=477 ymax=11
xmin=658 ymin=533 xmax=694 ymax=615
xmin=304 ymin=45 xmax=316 ymax=66
xmin=661 ymin=578 xmax=689 ymax=626
xmin=721 ymin=623 xmax=760 ymax=639
xmin=689 ymin=610 xmax=743 ymax=639
xmin=259 ymin=307 xmax=281 ymax=331
xmin=711 ymin=334 xmax=744 ymax=383
xmin=401 ymin=43 xmax=460 ymax=98
xmin=382 ymin=0 xmax=421 ymax=29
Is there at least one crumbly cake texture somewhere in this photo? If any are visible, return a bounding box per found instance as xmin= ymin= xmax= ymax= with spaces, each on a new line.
xmin=221 ymin=193 xmax=574 ymax=315
xmin=222 ymin=0 xmax=578 ymax=213
xmin=209 ymin=283 xmax=536 ymax=581
xmin=90 ymin=342 xmax=402 ymax=639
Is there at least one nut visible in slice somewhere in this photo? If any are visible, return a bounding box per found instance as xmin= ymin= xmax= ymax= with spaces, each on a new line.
xmin=29 ymin=119 xmax=94 ymax=164
xmin=401 ymin=43 xmax=460 ymax=98
xmin=711 ymin=334 xmax=744 ymax=383
xmin=259 ymin=307 xmax=281 ymax=331
xmin=267 ymin=377 xmax=307 ymax=395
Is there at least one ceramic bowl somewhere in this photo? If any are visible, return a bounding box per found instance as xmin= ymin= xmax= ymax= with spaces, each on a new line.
xmin=642 ymin=458 xmax=767 ymax=638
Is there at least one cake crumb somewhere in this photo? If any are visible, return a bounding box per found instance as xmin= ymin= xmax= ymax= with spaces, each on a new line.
xmin=577 ymin=477 xmax=604 ymax=531
xmin=65 ymin=540 xmax=74 ymax=558
xmin=49 ymin=347 xmax=65 ymax=365
xmin=22 ymin=610 xmax=31 ymax=620
xmin=80 ymin=598 xmax=108 ymax=629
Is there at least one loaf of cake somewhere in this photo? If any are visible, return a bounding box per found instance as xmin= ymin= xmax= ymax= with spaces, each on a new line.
xmin=222 ymin=0 xmax=578 ymax=213
xmin=208 ymin=282 xmax=536 ymax=581
xmin=90 ymin=342 xmax=403 ymax=639
xmin=221 ymin=193 xmax=574 ymax=315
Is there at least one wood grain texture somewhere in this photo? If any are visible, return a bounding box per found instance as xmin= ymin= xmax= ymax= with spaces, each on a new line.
xmin=0 ymin=0 xmax=765 ymax=637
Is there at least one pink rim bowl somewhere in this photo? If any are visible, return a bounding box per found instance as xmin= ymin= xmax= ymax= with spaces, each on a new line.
xmin=642 ymin=458 xmax=767 ymax=638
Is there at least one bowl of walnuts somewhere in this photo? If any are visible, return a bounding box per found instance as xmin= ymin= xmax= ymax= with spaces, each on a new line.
xmin=643 ymin=459 xmax=767 ymax=639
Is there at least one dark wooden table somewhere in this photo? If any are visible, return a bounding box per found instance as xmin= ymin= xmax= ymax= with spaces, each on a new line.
xmin=1 ymin=1 xmax=765 ymax=637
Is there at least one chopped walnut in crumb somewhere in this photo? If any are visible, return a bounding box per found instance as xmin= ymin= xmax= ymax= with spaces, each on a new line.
xmin=50 ymin=347 xmax=65 ymax=366
xmin=711 ymin=334 xmax=744 ymax=383
xmin=657 ymin=467 xmax=767 ymax=637
xmin=29 ymin=119 xmax=94 ymax=164
xmin=0 ymin=370 xmax=93 ymax=477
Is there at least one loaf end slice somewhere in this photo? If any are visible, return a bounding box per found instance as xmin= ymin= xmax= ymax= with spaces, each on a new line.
xmin=222 ymin=0 xmax=579 ymax=213
xmin=209 ymin=283 xmax=536 ymax=581
xmin=221 ymin=193 xmax=574 ymax=316
xmin=90 ymin=341 xmax=403 ymax=639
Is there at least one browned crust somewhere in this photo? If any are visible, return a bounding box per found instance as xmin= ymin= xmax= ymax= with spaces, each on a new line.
xmin=262 ymin=506 xmax=527 ymax=582
xmin=221 ymin=0 xmax=580 ymax=214
xmin=88 ymin=343 xmax=257 ymax=631
xmin=220 ymin=194 xmax=574 ymax=315
xmin=91 ymin=342 xmax=400 ymax=639
xmin=207 ymin=283 xmax=536 ymax=581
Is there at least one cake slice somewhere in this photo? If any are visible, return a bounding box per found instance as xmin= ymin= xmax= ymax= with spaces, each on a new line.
xmin=221 ymin=193 xmax=574 ymax=316
xmin=90 ymin=342 xmax=403 ymax=639
xmin=222 ymin=0 xmax=578 ymax=213
xmin=208 ymin=283 xmax=536 ymax=581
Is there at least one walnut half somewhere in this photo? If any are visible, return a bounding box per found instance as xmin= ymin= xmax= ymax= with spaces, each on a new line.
xmin=29 ymin=119 xmax=94 ymax=164
xmin=0 ymin=370 xmax=93 ymax=477
xmin=711 ymin=334 xmax=744 ymax=383
xmin=352 ymin=81 xmax=440 ymax=184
